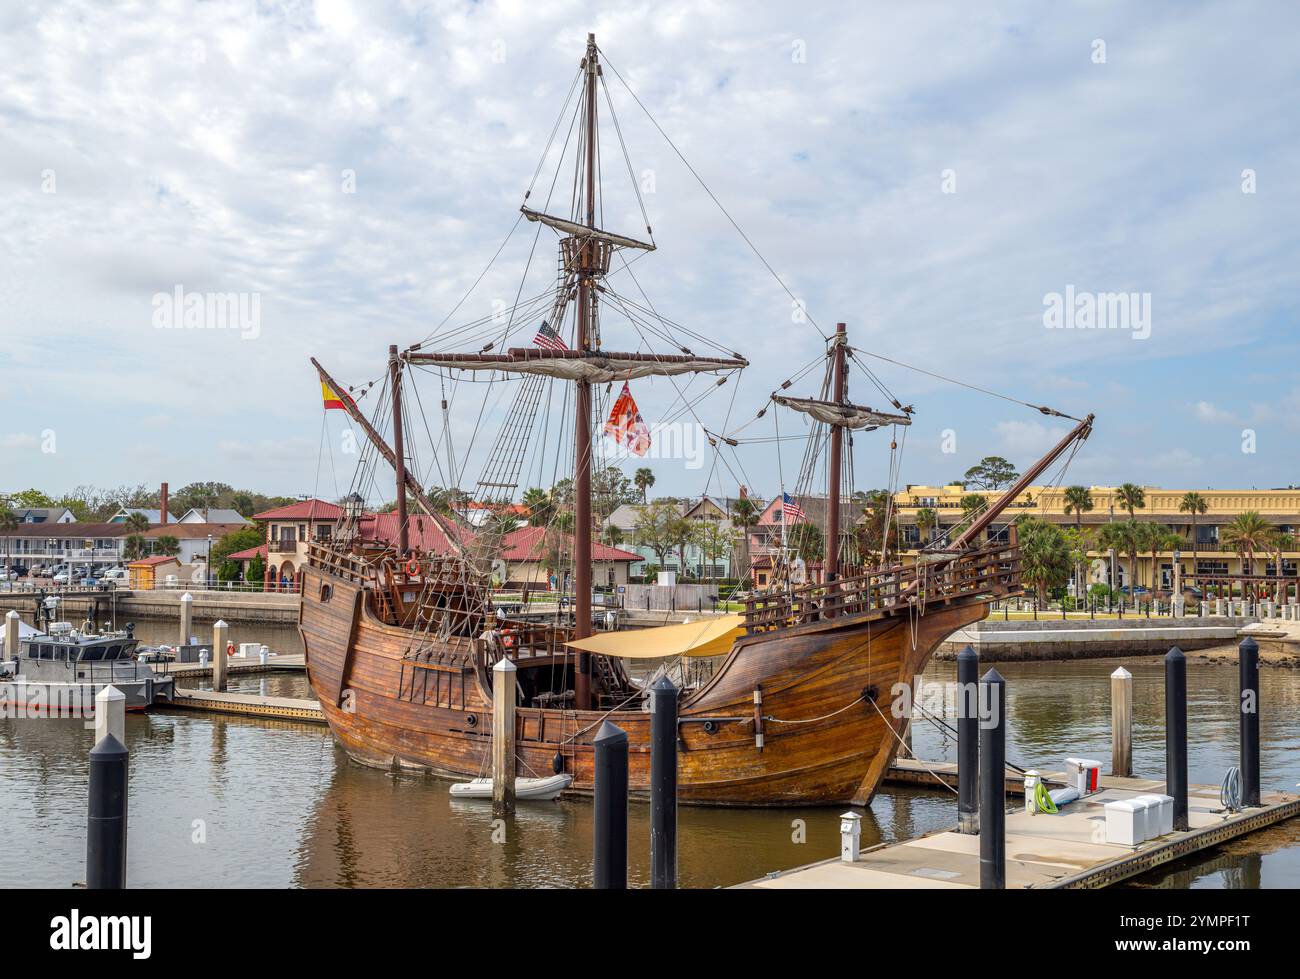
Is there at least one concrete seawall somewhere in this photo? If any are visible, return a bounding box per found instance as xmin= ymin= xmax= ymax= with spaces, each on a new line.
xmin=936 ymin=615 xmax=1256 ymax=661
xmin=3 ymin=589 xmax=301 ymax=627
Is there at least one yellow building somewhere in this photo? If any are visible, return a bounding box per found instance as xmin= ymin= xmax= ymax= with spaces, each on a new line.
xmin=892 ymin=485 xmax=1300 ymax=592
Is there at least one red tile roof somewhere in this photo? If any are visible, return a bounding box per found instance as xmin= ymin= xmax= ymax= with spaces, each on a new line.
xmin=227 ymin=544 xmax=268 ymax=561
xmin=499 ymin=526 xmax=640 ymax=562
xmin=252 ymin=499 xmax=343 ymax=520
xmin=358 ymin=513 xmax=465 ymax=554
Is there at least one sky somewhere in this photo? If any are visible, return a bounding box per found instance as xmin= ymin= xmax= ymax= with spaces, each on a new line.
xmin=2 ymin=0 xmax=1298 ymax=509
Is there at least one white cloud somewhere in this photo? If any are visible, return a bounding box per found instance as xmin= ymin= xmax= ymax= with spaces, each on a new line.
xmin=1193 ymin=401 xmax=1236 ymax=424
xmin=1 ymin=2 xmax=1296 ymax=496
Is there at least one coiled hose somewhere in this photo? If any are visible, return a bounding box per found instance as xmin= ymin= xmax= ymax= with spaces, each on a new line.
xmin=1220 ymin=766 xmax=1242 ymax=812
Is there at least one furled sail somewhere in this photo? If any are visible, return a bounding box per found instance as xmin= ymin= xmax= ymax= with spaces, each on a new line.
xmin=520 ymin=206 xmax=655 ymax=251
xmin=408 ymin=348 xmax=747 ymax=383
xmin=771 ymin=394 xmax=912 ymax=429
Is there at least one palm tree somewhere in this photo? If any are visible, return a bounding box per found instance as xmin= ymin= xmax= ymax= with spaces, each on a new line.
xmin=1015 ymin=517 xmax=1072 ymax=608
xmin=729 ymin=496 xmax=761 ymax=584
xmin=153 ymin=534 xmax=181 ymax=558
xmin=634 ymin=467 xmax=656 ymax=504
xmin=1222 ymin=510 xmax=1274 ymax=601
xmin=1116 ymin=483 xmax=1145 ymax=518
xmin=0 ymin=507 xmax=18 ymax=588
xmin=915 ymin=507 xmax=939 ymax=547
xmin=1178 ymin=491 xmax=1209 ymax=586
xmin=1098 ymin=521 xmax=1140 ymax=608
xmin=521 ymin=487 xmax=554 ymax=527
xmin=124 ymin=512 xmax=151 ymax=535
xmin=1062 ymin=486 xmax=1094 ymax=599
xmin=123 ymin=534 xmax=147 ymax=562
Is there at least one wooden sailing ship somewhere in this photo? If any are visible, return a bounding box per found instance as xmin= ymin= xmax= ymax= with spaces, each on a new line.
xmin=299 ymin=34 xmax=1094 ymax=806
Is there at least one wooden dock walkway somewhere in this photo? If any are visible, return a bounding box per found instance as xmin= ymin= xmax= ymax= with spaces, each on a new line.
xmin=165 ymin=653 xmax=306 ymax=680
xmin=737 ymin=775 xmax=1300 ymax=889
xmin=162 ymin=686 xmax=325 ymax=724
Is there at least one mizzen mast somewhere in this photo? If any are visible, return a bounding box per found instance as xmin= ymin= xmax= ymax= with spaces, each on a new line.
xmin=825 ymin=323 xmax=847 ymax=584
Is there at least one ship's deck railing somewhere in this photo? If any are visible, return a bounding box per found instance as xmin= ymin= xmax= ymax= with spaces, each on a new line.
xmin=741 ymin=541 xmax=1022 ymax=634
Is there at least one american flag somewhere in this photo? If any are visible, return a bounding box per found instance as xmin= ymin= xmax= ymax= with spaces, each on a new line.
xmin=532 ymin=320 xmax=568 ymax=351
xmin=782 ymin=492 xmax=807 ymax=523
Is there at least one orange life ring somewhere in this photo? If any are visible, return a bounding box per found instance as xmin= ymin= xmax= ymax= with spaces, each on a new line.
xmin=501 ymin=632 xmax=516 ymax=648
xmin=226 ymin=642 xmax=235 ymax=657
xmin=405 ymin=558 xmax=420 ymax=576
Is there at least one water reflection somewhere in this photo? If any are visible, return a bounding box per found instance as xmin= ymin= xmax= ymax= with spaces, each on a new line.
xmin=1 ymin=659 xmax=1298 ymax=888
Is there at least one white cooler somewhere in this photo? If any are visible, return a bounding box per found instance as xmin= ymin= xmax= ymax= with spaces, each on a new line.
xmin=1104 ymin=799 xmax=1144 ymax=845
xmin=1134 ymin=793 xmax=1174 ymax=836
xmin=1065 ymin=757 xmax=1103 ymax=794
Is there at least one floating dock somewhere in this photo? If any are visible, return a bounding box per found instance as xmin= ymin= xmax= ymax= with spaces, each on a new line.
xmin=163 ymin=686 xmax=325 ymax=724
xmin=737 ymin=774 xmax=1300 ymax=889
xmin=165 ymin=653 xmax=306 ymax=680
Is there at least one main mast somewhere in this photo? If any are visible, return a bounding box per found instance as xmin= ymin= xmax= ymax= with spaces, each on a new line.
xmin=572 ymin=33 xmax=599 ymax=709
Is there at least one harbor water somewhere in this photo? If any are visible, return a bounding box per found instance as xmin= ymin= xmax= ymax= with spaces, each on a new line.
xmin=1 ymin=657 xmax=1297 ymax=888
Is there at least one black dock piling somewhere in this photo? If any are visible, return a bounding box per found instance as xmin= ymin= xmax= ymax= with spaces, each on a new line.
xmin=979 ymin=667 xmax=1006 ymax=889
xmin=593 ymin=721 xmax=628 ymax=889
xmin=957 ymin=645 xmax=979 ymax=834
xmin=86 ymin=733 xmax=129 ymax=889
xmin=649 ymin=675 xmax=679 ymax=889
xmin=1239 ymin=636 xmax=1261 ymax=807
xmin=1165 ymin=647 xmax=1189 ymax=831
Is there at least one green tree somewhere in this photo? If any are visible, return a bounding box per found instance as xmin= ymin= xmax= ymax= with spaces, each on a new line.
xmin=854 ymin=489 xmax=898 ymax=566
xmin=693 ymin=519 xmax=735 ymax=582
xmin=152 ymin=535 xmax=181 ymax=558
xmin=787 ymin=521 xmax=824 ymax=563
xmin=6 ymin=488 xmax=56 ymax=509
xmin=915 ymin=507 xmax=939 ymax=547
xmin=634 ymin=467 xmax=656 ymax=504
xmin=124 ymin=512 xmax=151 ymax=535
xmin=1222 ymin=510 xmax=1274 ymax=586
xmin=1062 ymin=485 xmax=1094 ymax=598
xmin=667 ymin=512 xmax=695 ymax=577
xmin=1098 ymin=520 xmax=1141 ymax=607
xmin=123 ymin=534 xmax=148 ymax=562
xmin=212 ymin=525 xmax=264 ymax=565
xmin=1015 ymin=516 xmax=1072 ymax=607
xmin=1116 ymin=483 xmax=1146 ymax=518
xmin=246 ymin=553 xmax=266 ymax=588
xmin=1179 ymin=491 xmax=1209 ymax=582
xmin=963 ymin=456 xmax=1019 ymax=491
xmin=633 ymin=500 xmax=678 ymax=570
xmin=521 ymin=487 xmax=554 ymax=527
xmin=729 ymin=495 xmax=761 ymax=581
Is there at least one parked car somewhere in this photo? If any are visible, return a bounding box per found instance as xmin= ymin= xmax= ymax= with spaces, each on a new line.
xmin=52 ymin=570 xmax=71 ymax=585
xmin=101 ymin=568 xmax=128 ymax=582
xmin=1120 ymin=585 xmax=1150 ymax=597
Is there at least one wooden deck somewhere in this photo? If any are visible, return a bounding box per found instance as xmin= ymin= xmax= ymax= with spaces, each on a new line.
xmin=165 ymin=652 xmax=306 ymax=679
xmin=737 ymin=774 xmax=1300 ymax=889
xmin=161 ymin=686 xmax=325 ymax=724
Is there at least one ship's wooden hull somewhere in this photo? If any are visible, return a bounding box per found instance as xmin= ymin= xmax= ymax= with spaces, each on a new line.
xmin=300 ymin=564 xmax=989 ymax=806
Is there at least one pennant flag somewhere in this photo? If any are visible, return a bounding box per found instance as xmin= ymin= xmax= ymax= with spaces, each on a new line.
xmin=604 ymin=382 xmax=651 ymax=456
xmin=532 ymin=320 xmax=568 ymax=351
xmin=782 ymin=492 xmax=807 ymax=523
xmin=321 ymin=380 xmax=352 ymax=411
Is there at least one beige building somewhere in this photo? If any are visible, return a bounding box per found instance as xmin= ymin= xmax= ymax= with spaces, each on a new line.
xmin=892 ymin=484 xmax=1300 ymax=591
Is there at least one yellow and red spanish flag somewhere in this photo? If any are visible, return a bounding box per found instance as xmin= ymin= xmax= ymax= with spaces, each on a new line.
xmin=321 ymin=380 xmax=352 ymax=411
xmin=603 ymin=382 xmax=651 ymax=456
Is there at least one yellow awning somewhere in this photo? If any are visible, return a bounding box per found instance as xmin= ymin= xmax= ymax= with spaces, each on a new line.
xmin=564 ymin=614 xmax=745 ymax=659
